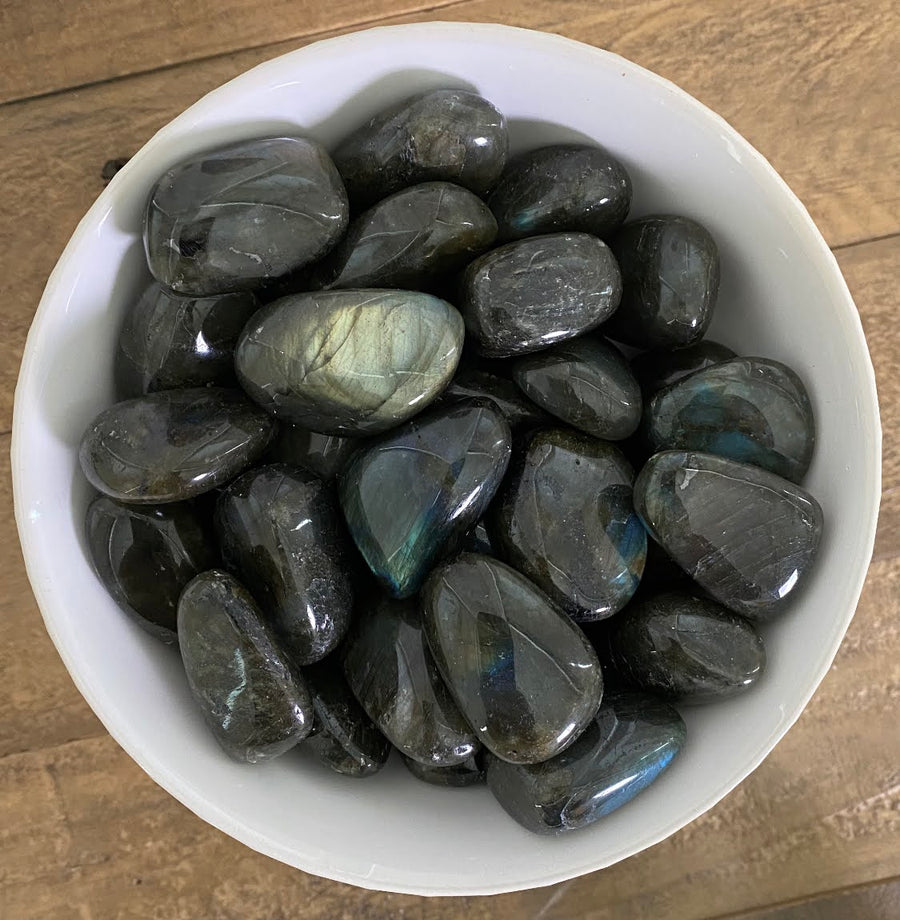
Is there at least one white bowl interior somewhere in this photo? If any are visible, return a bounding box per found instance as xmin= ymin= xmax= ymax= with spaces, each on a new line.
xmin=12 ymin=23 xmax=880 ymax=896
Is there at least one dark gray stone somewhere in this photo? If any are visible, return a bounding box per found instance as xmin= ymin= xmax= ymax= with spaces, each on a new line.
xmin=402 ymin=752 xmax=485 ymax=787
xmin=631 ymin=340 xmax=736 ymax=397
xmin=235 ymin=289 xmax=464 ymax=435
xmin=79 ymin=388 xmax=275 ymax=503
xmin=440 ymin=365 xmax=550 ymax=432
xmin=459 ymin=232 xmax=622 ymax=358
xmin=144 ymin=136 xmax=348 ymax=295
xmin=422 ymin=553 xmax=603 ymax=764
xmin=266 ymin=425 xmax=362 ymax=481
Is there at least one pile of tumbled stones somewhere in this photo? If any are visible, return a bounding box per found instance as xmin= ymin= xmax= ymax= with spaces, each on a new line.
xmin=80 ymin=89 xmax=822 ymax=835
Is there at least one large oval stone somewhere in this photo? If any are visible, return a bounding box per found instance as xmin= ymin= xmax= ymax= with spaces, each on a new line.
xmin=266 ymin=425 xmax=362 ymax=481
xmin=486 ymin=690 xmax=685 ymax=835
xmin=635 ymin=451 xmax=824 ymax=620
xmin=460 ymin=233 xmax=622 ymax=357
xmin=178 ymin=570 xmax=313 ymax=763
xmin=339 ymin=400 xmax=511 ymax=597
xmin=631 ymin=340 xmax=736 ymax=398
xmin=513 ymin=338 xmax=642 ymax=440
xmin=403 ymin=752 xmax=485 ymax=787
xmin=422 ymin=553 xmax=603 ymax=763
xmin=85 ymin=495 xmax=217 ymax=643
xmin=214 ymin=463 xmax=354 ymax=665
xmin=342 ymin=595 xmax=479 ymax=766
xmin=490 ymin=429 xmax=646 ymax=621
xmin=303 ymin=661 xmax=390 ymax=777
xmin=315 ymin=182 xmax=497 ymax=290
xmin=643 ymin=357 xmax=816 ymax=482
xmin=487 ymin=143 xmax=631 ymax=241
xmin=608 ymin=591 xmax=766 ymax=703
xmin=333 ymin=89 xmax=508 ymax=207
xmin=116 ymin=284 xmax=259 ymax=396
xmin=144 ymin=136 xmax=348 ymax=296
xmin=605 ymin=215 xmax=720 ymax=349
xmin=235 ymin=289 xmax=464 ymax=435
xmin=440 ymin=364 xmax=550 ymax=432
xmin=79 ymin=387 xmax=275 ymax=503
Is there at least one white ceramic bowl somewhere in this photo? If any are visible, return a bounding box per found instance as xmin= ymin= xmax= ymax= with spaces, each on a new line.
xmin=13 ymin=22 xmax=881 ymax=896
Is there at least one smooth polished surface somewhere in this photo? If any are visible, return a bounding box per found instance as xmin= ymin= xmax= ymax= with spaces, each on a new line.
xmin=177 ymin=570 xmax=313 ymax=763
xmin=460 ymin=232 xmax=622 ymax=357
xmin=339 ymin=400 xmax=511 ymax=597
xmin=333 ymin=88 xmax=508 ymax=207
xmin=422 ymin=553 xmax=603 ymax=763
xmin=265 ymin=425 xmax=362 ymax=481
xmin=643 ymin=356 xmax=816 ymax=482
xmin=84 ymin=495 xmax=217 ymax=643
xmin=490 ymin=429 xmax=646 ymax=621
xmin=341 ymin=595 xmax=479 ymax=766
xmin=486 ymin=690 xmax=686 ymax=835
xmin=235 ymin=289 xmax=463 ymax=434
xmin=79 ymin=387 xmax=275 ymax=502
xmin=631 ymin=340 xmax=736 ymax=397
xmin=403 ymin=751 xmax=485 ymax=787
xmin=440 ymin=364 xmax=550 ymax=432
xmin=214 ymin=463 xmax=354 ymax=665
xmin=8 ymin=17 xmax=887 ymax=905
xmin=635 ymin=451 xmax=824 ymax=620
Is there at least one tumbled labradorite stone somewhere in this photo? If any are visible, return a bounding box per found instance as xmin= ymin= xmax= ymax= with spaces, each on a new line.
xmin=440 ymin=365 xmax=550 ymax=432
xmin=460 ymin=233 xmax=622 ymax=358
xmin=606 ymin=215 xmax=720 ymax=349
xmin=116 ymin=283 xmax=258 ymax=396
xmin=403 ymin=752 xmax=485 ymax=787
xmin=178 ymin=570 xmax=313 ymax=763
xmin=235 ymin=289 xmax=464 ymax=435
xmin=513 ymin=338 xmax=642 ymax=440
xmin=303 ymin=661 xmax=390 ymax=777
xmin=79 ymin=388 xmax=275 ymax=503
xmin=490 ymin=429 xmax=646 ymax=622
xmin=266 ymin=425 xmax=361 ymax=481
xmin=144 ymin=136 xmax=348 ymax=296
xmin=635 ymin=451 xmax=823 ymax=620
xmin=644 ymin=357 xmax=816 ymax=482
xmin=333 ymin=89 xmax=508 ymax=207
xmin=342 ymin=595 xmax=479 ymax=766
xmin=608 ymin=591 xmax=766 ymax=703
xmin=315 ymin=182 xmax=497 ymax=290
xmin=486 ymin=690 xmax=685 ymax=835
xmin=214 ymin=464 xmax=353 ymax=665
xmin=339 ymin=400 xmax=511 ymax=598
xmin=422 ymin=553 xmax=603 ymax=764
xmin=85 ymin=495 xmax=217 ymax=643
xmin=631 ymin=340 xmax=736 ymax=397
xmin=487 ymin=143 xmax=632 ymax=242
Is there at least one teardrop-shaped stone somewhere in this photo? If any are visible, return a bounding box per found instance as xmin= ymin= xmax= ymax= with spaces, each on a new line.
xmin=460 ymin=233 xmax=622 ymax=357
xmin=85 ymin=495 xmax=217 ymax=643
xmin=440 ymin=365 xmax=550 ymax=432
xmin=490 ymin=429 xmax=646 ymax=621
xmin=606 ymin=215 xmax=720 ymax=349
xmin=339 ymin=400 xmax=511 ymax=597
xmin=266 ymin=425 xmax=362 ymax=481
xmin=422 ymin=553 xmax=603 ymax=763
xmin=315 ymin=182 xmax=497 ymax=290
xmin=608 ymin=591 xmax=766 ymax=703
xmin=403 ymin=752 xmax=485 ymax=787
xmin=235 ymin=289 xmax=464 ymax=435
xmin=342 ymin=595 xmax=479 ymax=766
xmin=333 ymin=89 xmax=508 ymax=208
xmin=116 ymin=283 xmax=259 ymax=396
xmin=631 ymin=340 xmax=736 ymax=397
xmin=303 ymin=661 xmax=390 ymax=777
xmin=487 ymin=144 xmax=632 ymax=241
xmin=486 ymin=690 xmax=685 ymax=835
xmin=79 ymin=388 xmax=275 ymax=503
xmin=214 ymin=463 xmax=354 ymax=665
xmin=513 ymin=338 xmax=642 ymax=440
xmin=144 ymin=136 xmax=348 ymax=296
xmin=178 ymin=570 xmax=313 ymax=763
xmin=635 ymin=451 xmax=823 ymax=620
xmin=644 ymin=357 xmax=816 ymax=482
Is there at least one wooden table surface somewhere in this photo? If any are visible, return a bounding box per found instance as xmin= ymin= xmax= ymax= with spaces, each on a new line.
xmin=1 ymin=2 xmax=898 ymax=918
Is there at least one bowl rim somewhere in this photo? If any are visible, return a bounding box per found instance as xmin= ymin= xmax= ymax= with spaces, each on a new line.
xmin=12 ymin=20 xmax=882 ymax=896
